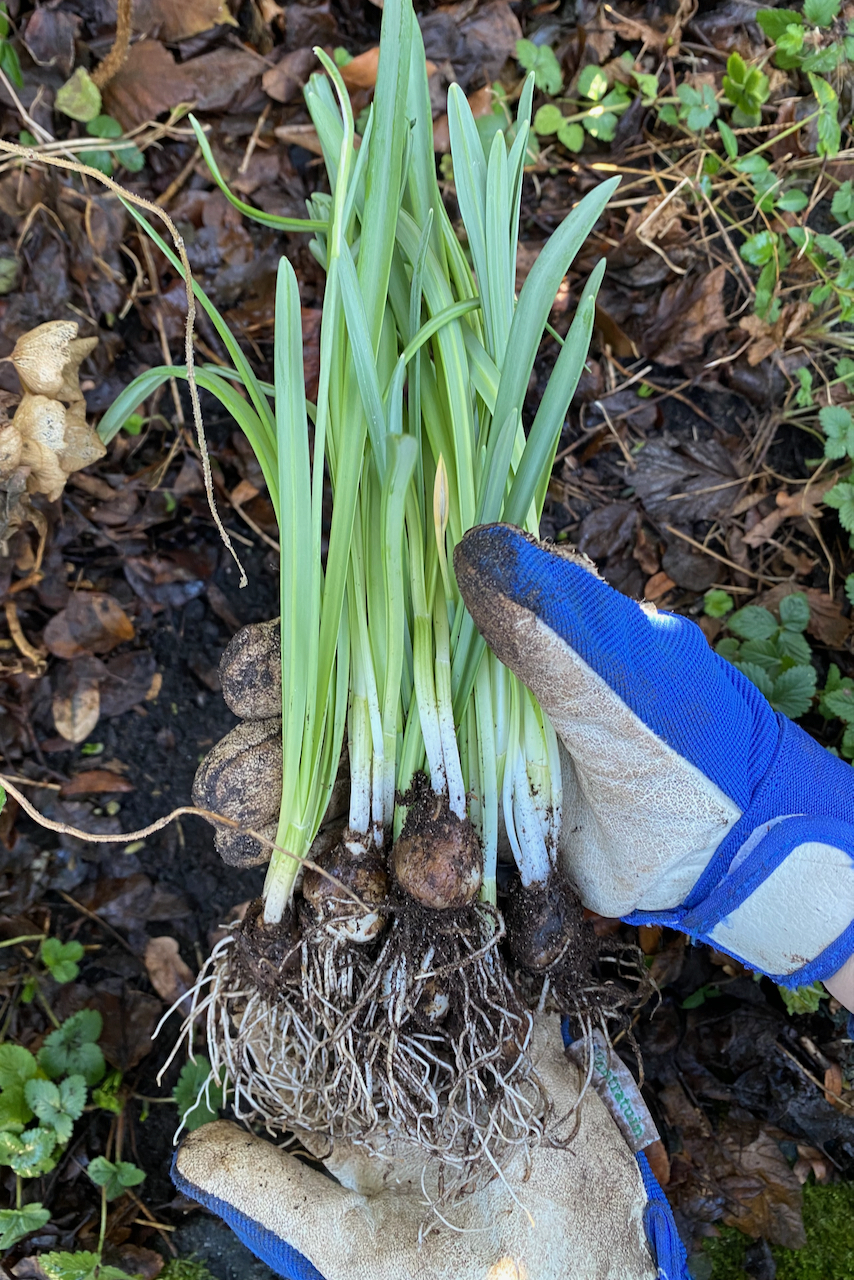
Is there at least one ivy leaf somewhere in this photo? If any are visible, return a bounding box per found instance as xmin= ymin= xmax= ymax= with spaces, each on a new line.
xmin=39 ymin=1250 xmax=138 ymax=1280
xmin=804 ymin=0 xmax=840 ymax=26
xmin=515 ymin=39 xmax=563 ymax=94
xmin=824 ymin=479 xmax=854 ymax=531
xmin=87 ymin=1155 xmax=145 ymax=1200
xmin=38 ymin=1010 xmax=105 ymax=1086
xmin=778 ymin=592 xmax=810 ymax=632
xmin=819 ymin=404 xmax=854 ymax=458
xmin=173 ymin=1056 xmax=224 ymax=1131
xmin=55 ymin=68 xmax=101 ymax=123
xmin=0 ymin=1202 xmax=51 ymax=1249
xmin=0 ymin=1043 xmax=38 ymax=1129
xmin=770 ymin=665 xmax=817 ymax=718
xmin=41 ymin=937 xmax=84 ymax=984
xmin=728 ymin=605 xmax=778 ymax=640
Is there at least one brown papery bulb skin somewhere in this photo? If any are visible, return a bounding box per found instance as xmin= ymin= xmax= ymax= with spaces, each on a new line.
xmin=392 ymin=790 xmax=482 ymax=910
xmin=302 ymin=840 xmax=389 ymax=941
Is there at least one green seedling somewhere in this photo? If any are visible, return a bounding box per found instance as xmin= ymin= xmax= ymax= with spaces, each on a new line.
xmin=515 ymin=38 xmax=563 ymax=94
xmin=40 ymin=937 xmax=84 ymax=985
xmin=703 ymin=589 xmax=734 ymax=618
xmin=722 ymin=52 xmax=770 ymax=126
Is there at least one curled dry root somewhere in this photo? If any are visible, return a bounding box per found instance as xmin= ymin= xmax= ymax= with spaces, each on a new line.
xmin=178 ymin=892 xmax=554 ymax=1203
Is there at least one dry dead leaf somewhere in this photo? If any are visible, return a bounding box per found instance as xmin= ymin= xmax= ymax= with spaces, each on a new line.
xmin=262 ymin=47 xmax=316 ymax=104
xmin=645 ymin=571 xmax=676 ymax=600
xmin=144 ymin=935 xmax=195 ymax=1007
xmin=340 ymin=46 xmax=380 ymax=90
xmin=642 ymin=265 xmax=728 ymax=366
xmin=742 ymin=478 xmax=836 ymax=547
xmin=133 ymin=0 xmax=237 ymax=41
xmin=60 ymin=770 xmax=135 ymax=797
xmin=53 ymin=679 xmax=100 ymax=743
xmin=102 ymin=40 xmax=194 ymax=130
xmin=44 ymin=592 xmax=134 ymax=659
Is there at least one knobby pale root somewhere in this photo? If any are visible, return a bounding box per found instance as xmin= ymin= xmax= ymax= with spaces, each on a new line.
xmin=169 ymin=898 xmax=581 ymax=1210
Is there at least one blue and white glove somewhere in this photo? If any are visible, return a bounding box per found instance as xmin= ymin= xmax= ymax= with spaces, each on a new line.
xmin=454 ymin=523 xmax=854 ymax=1003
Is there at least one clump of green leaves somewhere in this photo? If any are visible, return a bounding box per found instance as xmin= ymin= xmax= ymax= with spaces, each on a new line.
xmin=659 ymin=82 xmax=719 ymax=132
xmin=818 ymin=663 xmax=854 ymax=759
xmin=703 ymin=589 xmax=735 ymax=618
xmin=715 ymin=594 xmax=817 ymax=718
xmin=778 ymin=980 xmax=829 ymax=1015
xmin=722 ymin=51 xmax=770 ymax=126
xmin=531 ymin=63 xmax=637 ymax=153
xmin=41 ymin=937 xmax=84 ymax=985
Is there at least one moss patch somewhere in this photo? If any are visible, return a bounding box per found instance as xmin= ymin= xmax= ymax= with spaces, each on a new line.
xmin=160 ymin=1260 xmax=217 ymax=1280
xmin=702 ymin=1182 xmax=854 ymax=1280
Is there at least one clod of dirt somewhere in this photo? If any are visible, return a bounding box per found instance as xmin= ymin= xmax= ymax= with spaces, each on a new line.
xmin=233 ymin=898 xmax=301 ymax=999
xmin=392 ymin=777 xmax=482 ymax=910
xmin=506 ymin=873 xmax=595 ymax=974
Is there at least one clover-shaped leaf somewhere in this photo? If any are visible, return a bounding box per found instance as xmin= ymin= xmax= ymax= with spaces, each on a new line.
xmin=38 ymin=1010 xmax=104 ymax=1085
xmin=24 ymin=1075 xmax=86 ymax=1145
xmin=87 ymin=1155 xmax=145 ymax=1200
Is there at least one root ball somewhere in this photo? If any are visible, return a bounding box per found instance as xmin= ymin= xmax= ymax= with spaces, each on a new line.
xmin=506 ymin=874 xmax=593 ymax=973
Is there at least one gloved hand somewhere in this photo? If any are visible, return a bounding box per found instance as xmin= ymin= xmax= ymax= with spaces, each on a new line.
xmin=171 ymin=1015 xmax=659 ymax=1280
xmin=454 ymin=524 xmax=854 ymax=1005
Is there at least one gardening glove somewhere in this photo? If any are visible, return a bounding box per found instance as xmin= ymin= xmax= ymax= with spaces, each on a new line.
xmin=172 ymin=1014 xmax=660 ymax=1280
xmin=454 ymin=524 xmax=854 ymax=1003
xmin=192 ymin=620 xmax=348 ymax=868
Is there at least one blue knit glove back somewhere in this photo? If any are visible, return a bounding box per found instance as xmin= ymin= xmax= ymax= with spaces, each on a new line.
xmin=455 ymin=524 xmax=854 ymax=989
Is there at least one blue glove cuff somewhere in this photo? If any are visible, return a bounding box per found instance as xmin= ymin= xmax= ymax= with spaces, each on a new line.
xmin=171 ymin=1152 xmax=325 ymax=1280
xmin=625 ymin=715 xmax=854 ymax=987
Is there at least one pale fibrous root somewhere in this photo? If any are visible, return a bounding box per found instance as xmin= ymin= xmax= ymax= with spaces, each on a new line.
xmin=174 ymin=895 xmax=556 ymax=1205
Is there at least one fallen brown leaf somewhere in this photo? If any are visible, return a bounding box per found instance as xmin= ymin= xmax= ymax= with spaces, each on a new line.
xmin=144 ymin=935 xmax=194 ymax=1007
xmin=44 ymin=592 xmax=134 ymax=659
xmin=61 ymin=770 xmax=135 ymax=797
xmin=642 ymin=265 xmax=729 ymax=366
xmin=645 ymin=571 xmax=675 ymax=600
xmin=742 ymin=478 xmax=836 ymax=548
xmin=340 ymin=47 xmax=380 ymax=90
xmin=262 ymin=47 xmax=316 ymax=104
xmin=52 ymin=679 xmax=100 ymax=743
xmin=133 ymin=0 xmax=237 ymax=42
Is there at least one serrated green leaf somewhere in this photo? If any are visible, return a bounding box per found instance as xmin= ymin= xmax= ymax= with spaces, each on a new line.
xmin=804 ymin=0 xmax=840 ymax=26
xmin=776 ymin=628 xmax=812 ymax=664
xmin=55 ymin=68 xmax=102 ymax=123
xmin=733 ymin=660 xmax=775 ymax=699
xmin=41 ymin=937 xmax=84 ymax=984
xmin=87 ymin=1155 xmax=145 ymax=1199
xmin=0 ymin=1126 xmax=57 ymax=1176
xmin=716 ymin=636 xmax=742 ymax=661
xmin=728 ymin=604 xmax=778 ymax=640
xmin=0 ymin=1043 xmax=38 ymax=1129
xmin=704 ymin=589 xmax=734 ymax=617
xmin=757 ymin=8 xmax=803 ymax=40
xmin=801 ymin=41 xmax=843 ymax=72
xmin=38 ymin=1010 xmax=105 ymax=1085
xmin=40 ymin=1250 xmax=139 ymax=1280
xmin=739 ymin=637 xmax=783 ymax=674
xmin=173 ymin=1056 xmax=224 ymax=1131
xmin=819 ymin=403 xmax=854 ymax=458
xmin=825 ymin=479 xmax=854 ymax=531
xmin=770 ymin=664 xmax=817 ymax=717
xmin=821 ymin=686 xmax=854 ymax=721
xmin=741 ymin=230 xmax=777 ymax=266
xmin=778 ymin=592 xmax=810 ymax=631
xmin=515 ymin=39 xmax=563 ymax=94
xmin=0 ymin=1202 xmax=51 ymax=1249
